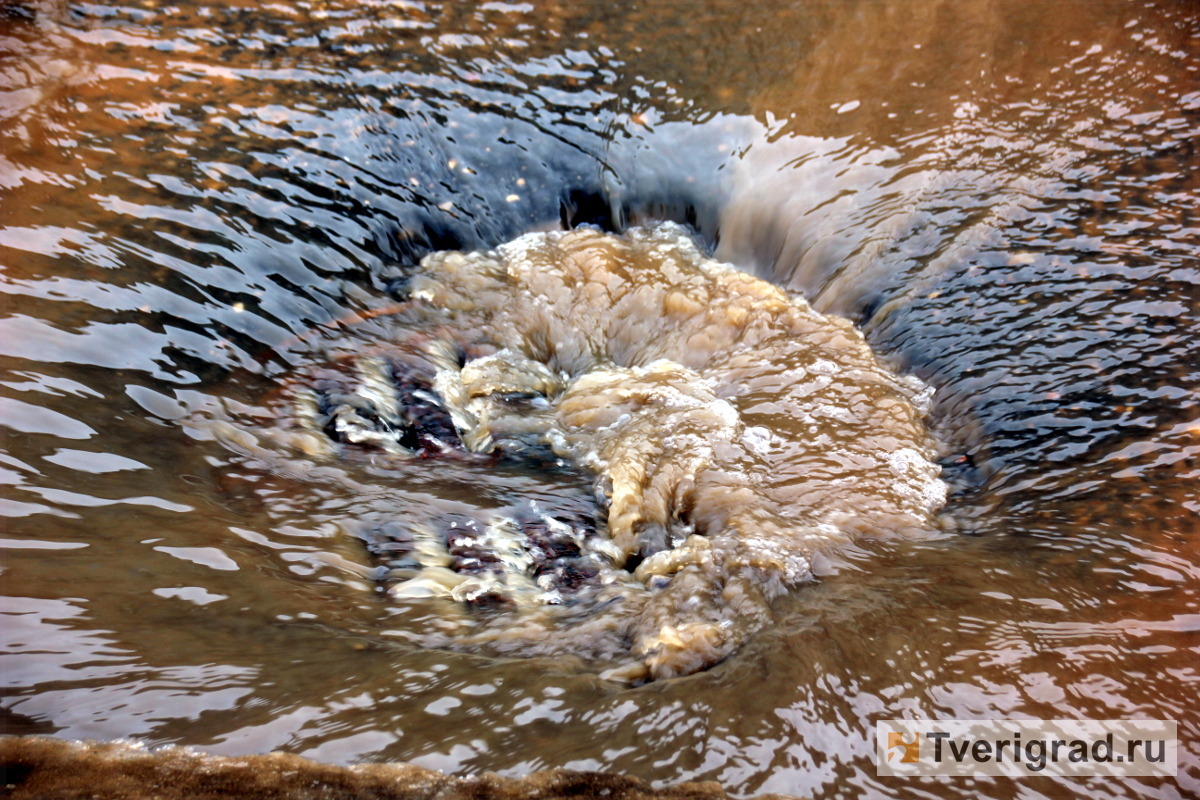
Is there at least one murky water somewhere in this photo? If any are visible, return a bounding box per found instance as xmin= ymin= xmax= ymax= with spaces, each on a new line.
xmin=1 ymin=1 xmax=1197 ymax=798
xmin=187 ymin=222 xmax=947 ymax=683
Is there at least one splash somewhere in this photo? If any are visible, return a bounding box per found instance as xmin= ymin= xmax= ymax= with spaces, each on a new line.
xmin=198 ymin=223 xmax=946 ymax=680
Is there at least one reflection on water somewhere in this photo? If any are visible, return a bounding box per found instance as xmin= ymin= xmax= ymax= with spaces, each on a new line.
xmin=1 ymin=0 xmax=1197 ymax=797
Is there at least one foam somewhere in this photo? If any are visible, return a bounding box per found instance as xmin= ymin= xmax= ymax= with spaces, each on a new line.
xmin=194 ymin=223 xmax=947 ymax=680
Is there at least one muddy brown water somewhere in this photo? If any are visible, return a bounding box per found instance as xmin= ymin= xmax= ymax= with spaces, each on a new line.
xmin=1 ymin=1 xmax=1197 ymax=798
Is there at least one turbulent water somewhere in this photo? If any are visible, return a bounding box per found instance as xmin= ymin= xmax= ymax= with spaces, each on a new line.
xmin=190 ymin=223 xmax=946 ymax=681
xmin=1 ymin=1 xmax=1197 ymax=798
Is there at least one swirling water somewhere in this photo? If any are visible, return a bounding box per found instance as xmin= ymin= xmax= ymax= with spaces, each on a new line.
xmin=1 ymin=1 xmax=1197 ymax=797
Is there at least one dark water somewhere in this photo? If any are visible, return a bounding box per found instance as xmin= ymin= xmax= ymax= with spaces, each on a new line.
xmin=1 ymin=1 xmax=1197 ymax=797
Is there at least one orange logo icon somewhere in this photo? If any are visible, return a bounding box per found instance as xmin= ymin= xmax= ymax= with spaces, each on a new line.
xmin=887 ymin=731 xmax=920 ymax=763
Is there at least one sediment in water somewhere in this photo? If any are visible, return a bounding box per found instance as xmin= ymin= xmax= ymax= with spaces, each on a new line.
xmin=0 ymin=736 xmax=797 ymax=800
xmin=194 ymin=223 xmax=947 ymax=681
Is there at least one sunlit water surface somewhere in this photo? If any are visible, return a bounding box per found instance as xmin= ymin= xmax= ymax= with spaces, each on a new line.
xmin=1 ymin=1 xmax=1197 ymax=797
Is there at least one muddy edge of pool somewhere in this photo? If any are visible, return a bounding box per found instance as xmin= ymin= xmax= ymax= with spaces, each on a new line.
xmin=0 ymin=736 xmax=801 ymax=800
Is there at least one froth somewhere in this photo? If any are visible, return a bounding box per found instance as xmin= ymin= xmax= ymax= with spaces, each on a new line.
xmin=196 ymin=222 xmax=947 ymax=680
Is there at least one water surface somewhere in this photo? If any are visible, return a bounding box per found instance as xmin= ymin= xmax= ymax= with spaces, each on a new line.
xmin=1 ymin=1 xmax=1197 ymax=797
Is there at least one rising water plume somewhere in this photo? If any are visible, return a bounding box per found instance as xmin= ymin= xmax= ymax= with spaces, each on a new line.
xmin=192 ymin=223 xmax=947 ymax=681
